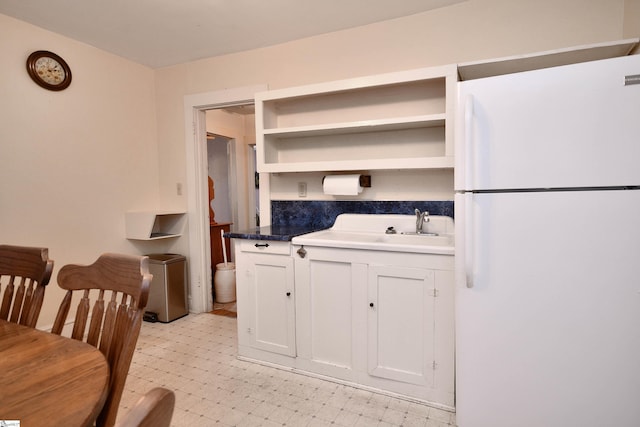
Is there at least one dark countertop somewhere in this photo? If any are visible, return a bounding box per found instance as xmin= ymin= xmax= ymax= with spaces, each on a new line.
xmin=225 ymin=224 xmax=327 ymax=241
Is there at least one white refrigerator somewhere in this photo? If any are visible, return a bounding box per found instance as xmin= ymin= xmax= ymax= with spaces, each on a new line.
xmin=455 ymin=54 xmax=640 ymax=427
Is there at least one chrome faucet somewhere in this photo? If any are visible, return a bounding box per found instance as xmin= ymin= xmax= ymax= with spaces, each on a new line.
xmin=415 ymin=208 xmax=429 ymax=233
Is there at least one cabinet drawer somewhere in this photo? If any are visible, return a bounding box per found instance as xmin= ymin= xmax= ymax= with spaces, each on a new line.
xmin=239 ymin=240 xmax=291 ymax=255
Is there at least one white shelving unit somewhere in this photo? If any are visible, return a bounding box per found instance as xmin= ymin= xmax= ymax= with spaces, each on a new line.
xmin=255 ymin=65 xmax=458 ymax=173
xmin=125 ymin=211 xmax=186 ymax=240
xmin=457 ymin=38 xmax=638 ymax=80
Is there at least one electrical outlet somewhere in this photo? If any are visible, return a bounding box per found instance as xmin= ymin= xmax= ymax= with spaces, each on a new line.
xmin=298 ymin=182 xmax=307 ymax=197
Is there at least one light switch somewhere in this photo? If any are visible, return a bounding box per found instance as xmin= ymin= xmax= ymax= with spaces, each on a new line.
xmin=298 ymin=182 xmax=307 ymax=197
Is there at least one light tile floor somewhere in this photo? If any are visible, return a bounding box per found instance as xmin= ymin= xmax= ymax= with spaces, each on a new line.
xmin=117 ymin=311 xmax=456 ymax=427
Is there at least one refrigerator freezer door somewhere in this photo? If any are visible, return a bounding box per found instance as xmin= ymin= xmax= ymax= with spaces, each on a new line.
xmin=455 ymin=190 xmax=640 ymax=427
xmin=455 ymin=54 xmax=640 ymax=192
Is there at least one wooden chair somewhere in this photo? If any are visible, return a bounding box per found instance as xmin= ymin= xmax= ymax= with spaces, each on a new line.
xmin=0 ymin=244 xmax=54 ymax=327
xmin=52 ymin=253 xmax=153 ymax=427
xmin=115 ymin=388 xmax=175 ymax=427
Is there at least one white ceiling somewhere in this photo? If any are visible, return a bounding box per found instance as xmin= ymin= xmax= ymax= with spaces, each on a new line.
xmin=0 ymin=0 xmax=465 ymax=69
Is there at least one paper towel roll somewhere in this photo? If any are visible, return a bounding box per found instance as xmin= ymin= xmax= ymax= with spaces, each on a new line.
xmin=323 ymin=174 xmax=363 ymax=196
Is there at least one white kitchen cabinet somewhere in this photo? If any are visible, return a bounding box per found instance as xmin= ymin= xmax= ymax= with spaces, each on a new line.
xmin=235 ymin=240 xmax=296 ymax=358
xmin=255 ymin=65 xmax=457 ymax=173
xmin=294 ymin=245 xmax=455 ymax=408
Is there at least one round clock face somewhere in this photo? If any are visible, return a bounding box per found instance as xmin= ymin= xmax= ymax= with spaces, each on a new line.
xmin=34 ymin=56 xmax=66 ymax=85
xmin=26 ymin=51 xmax=72 ymax=91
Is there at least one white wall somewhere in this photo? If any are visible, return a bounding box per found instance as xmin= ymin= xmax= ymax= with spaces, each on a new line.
xmin=625 ymin=0 xmax=640 ymax=44
xmin=0 ymin=14 xmax=159 ymax=327
xmin=269 ymin=170 xmax=455 ymax=201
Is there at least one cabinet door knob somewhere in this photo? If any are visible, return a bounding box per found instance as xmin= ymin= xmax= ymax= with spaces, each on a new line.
xmin=369 ymin=302 xmax=374 ymax=308
xmin=286 ymin=292 xmax=291 ymax=297
xmin=297 ymin=246 xmax=307 ymax=258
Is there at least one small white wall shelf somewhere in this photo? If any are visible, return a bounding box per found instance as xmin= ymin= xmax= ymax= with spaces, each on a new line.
xmin=125 ymin=211 xmax=186 ymax=240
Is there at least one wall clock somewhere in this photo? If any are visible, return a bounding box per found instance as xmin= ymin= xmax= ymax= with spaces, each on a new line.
xmin=26 ymin=50 xmax=72 ymax=91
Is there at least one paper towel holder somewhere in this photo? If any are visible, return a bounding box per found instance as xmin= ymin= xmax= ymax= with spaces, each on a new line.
xmin=322 ymin=174 xmax=371 ymax=187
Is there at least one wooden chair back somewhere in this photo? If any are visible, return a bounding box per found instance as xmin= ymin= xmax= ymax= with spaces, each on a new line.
xmin=51 ymin=253 xmax=152 ymax=427
xmin=116 ymin=388 xmax=175 ymax=427
xmin=0 ymin=244 xmax=54 ymax=327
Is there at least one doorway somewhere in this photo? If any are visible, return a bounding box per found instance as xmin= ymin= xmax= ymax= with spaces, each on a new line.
xmin=206 ymin=108 xmax=257 ymax=306
xmin=183 ymin=84 xmax=266 ymax=314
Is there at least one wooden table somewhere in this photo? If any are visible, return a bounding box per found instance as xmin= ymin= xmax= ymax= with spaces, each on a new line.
xmin=0 ymin=319 xmax=110 ymax=426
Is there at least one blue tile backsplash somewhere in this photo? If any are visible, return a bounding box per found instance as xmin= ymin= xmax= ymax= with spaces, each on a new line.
xmin=271 ymin=200 xmax=454 ymax=229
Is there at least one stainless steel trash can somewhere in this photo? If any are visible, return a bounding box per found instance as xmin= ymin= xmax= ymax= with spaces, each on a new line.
xmin=145 ymin=253 xmax=188 ymax=323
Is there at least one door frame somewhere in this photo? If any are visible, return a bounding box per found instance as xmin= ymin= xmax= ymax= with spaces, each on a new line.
xmin=183 ymin=84 xmax=267 ymax=313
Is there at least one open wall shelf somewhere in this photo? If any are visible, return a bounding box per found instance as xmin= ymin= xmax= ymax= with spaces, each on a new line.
xmin=255 ymin=65 xmax=457 ymax=173
xmin=125 ymin=211 xmax=186 ymax=240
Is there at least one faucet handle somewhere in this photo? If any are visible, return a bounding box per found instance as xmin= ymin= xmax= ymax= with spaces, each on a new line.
xmin=415 ymin=208 xmax=429 ymax=220
xmin=414 ymin=209 xmax=429 ymax=233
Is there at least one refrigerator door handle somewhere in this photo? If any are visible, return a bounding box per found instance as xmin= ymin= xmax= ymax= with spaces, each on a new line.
xmin=463 ymin=94 xmax=474 ymax=191
xmin=464 ymin=193 xmax=474 ymax=288
xmin=455 ymin=193 xmax=474 ymax=288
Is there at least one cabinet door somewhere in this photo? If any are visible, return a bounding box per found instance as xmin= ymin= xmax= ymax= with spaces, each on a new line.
xmin=295 ymin=248 xmax=366 ymax=378
xmin=245 ymin=253 xmax=296 ymax=356
xmin=367 ymin=265 xmax=436 ymax=386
